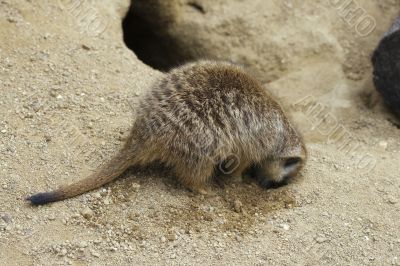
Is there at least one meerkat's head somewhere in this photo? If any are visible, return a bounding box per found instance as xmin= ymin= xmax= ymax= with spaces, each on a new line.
xmin=253 ymin=136 xmax=307 ymax=189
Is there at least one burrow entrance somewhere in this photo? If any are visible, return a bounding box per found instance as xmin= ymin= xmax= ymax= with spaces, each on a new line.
xmin=122 ymin=0 xmax=202 ymax=71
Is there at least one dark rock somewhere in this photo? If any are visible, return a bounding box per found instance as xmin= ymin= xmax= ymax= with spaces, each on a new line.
xmin=372 ymin=17 xmax=400 ymax=117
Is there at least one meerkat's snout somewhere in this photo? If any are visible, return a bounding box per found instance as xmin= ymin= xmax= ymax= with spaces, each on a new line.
xmin=256 ymin=156 xmax=304 ymax=189
xmin=252 ymin=140 xmax=307 ymax=189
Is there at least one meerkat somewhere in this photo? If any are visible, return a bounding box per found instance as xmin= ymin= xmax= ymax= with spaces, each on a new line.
xmin=26 ymin=61 xmax=307 ymax=205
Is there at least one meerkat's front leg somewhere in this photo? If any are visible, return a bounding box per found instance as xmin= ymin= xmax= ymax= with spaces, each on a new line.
xmin=215 ymin=157 xmax=249 ymax=188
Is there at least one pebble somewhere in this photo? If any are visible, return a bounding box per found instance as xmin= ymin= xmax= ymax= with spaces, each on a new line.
xmin=131 ymin=224 xmax=140 ymax=231
xmin=43 ymin=33 xmax=50 ymax=39
xmin=60 ymin=248 xmax=68 ymax=256
xmin=100 ymin=189 xmax=108 ymax=196
xmin=50 ymin=90 xmax=58 ymax=97
xmin=387 ymin=196 xmax=398 ymax=205
xmin=103 ymin=198 xmax=111 ymax=205
xmin=1 ymin=129 xmax=6 ymax=134
xmin=80 ymin=207 xmax=94 ymax=219
xmin=379 ymin=141 xmax=388 ymax=150
xmin=91 ymin=250 xmax=100 ymax=258
xmin=132 ymin=182 xmax=141 ymax=192
xmin=321 ymin=212 xmax=329 ymax=217
xmin=79 ymin=241 xmax=88 ymax=248
xmin=233 ymin=199 xmax=243 ymax=213
xmin=166 ymin=233 xmax=177 ymax=241
xmin=7 ymin=17 xmax=17 ymax=23
xmin=280 ymin=224 xmax=290 ymax=231
xmin=1 ymin=214 xmax=12 ymax=224
xmin=44 ymin=134 xmax=52 ymax=142
xmin=129 ymin=212 xmax=140 ymax=221
xmin=315 ymin=236 xmax=328 ymax=243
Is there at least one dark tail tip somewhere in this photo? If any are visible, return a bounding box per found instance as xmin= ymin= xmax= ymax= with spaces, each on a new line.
xmin=26 ymin=192 xmax=61 ymax=205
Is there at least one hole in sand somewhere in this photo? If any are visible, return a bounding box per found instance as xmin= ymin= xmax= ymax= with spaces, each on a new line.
xmin=122 ymin=0 xmax=203 ymax=71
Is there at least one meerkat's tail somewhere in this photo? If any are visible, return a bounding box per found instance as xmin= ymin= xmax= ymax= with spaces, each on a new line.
xmin=26 ymin=146 xmax=135 ymax=205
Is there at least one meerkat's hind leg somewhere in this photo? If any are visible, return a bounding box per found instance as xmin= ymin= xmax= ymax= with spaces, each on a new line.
xmin=173 ymin=161 xmax=215 ymax=195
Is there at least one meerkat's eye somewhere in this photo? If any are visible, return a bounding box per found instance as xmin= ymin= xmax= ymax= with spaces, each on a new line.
xmin=284 ymin=157 xmax=301 ymax=168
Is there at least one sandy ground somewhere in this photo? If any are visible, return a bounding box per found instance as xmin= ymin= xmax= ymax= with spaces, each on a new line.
xmin=1 ymin=0 xmax=400 ymax=265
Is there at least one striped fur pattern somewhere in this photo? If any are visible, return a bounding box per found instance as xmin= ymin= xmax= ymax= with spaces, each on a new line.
xmin=27 ymin=61 xmax=306 ymax=205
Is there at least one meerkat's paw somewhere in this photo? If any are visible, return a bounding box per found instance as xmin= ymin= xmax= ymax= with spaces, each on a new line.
xmin=191 ymin=187 xmax=217 ymax=198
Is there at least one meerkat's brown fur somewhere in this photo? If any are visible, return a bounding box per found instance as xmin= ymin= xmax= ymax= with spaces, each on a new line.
xmin=27 ymin=61 xmax=306 ymax=205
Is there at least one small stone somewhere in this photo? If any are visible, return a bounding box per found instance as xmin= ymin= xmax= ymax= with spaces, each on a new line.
xmin=100 ymin=189 xmax=108 ymax=196
xmin=91 ymin=250 xmax=100 ymax=258
xmin=280 ymin=224 xmax=290 ymax=230
xmin=80 ymin=207 xmax=94 ymax=219
xmin=235 ymin=235 xmax=242 ymax=242
xmin=166 ymin=233 xmax=177 ymax=241
xmin=1 ymin=129 xmax=6 ymax=134
xmin=47 ymin=214 xmax=56 ymax=221
xmin=1 ymin=214 xmax=12 ymax=224
xmin=82 ymin=44 xmax=91 ymax=50
xmin=44 ymin=134 xmax=52 ymax=142
xmin=388 ymin=196 xmax=398 ymax=204
xmin=131 ymin=182 xmax=141 ymax=192
xmin=128 ymin=212 xmax=139 ymax=221
xmin=7 ymin=17 xmax=17 ymax=23
xmin=233 ymin=199 xmax=243 ymax=213
xmin=49 ymin=91 xmax=56 ymax=97
xmin=379 ymin=141 xmax=388 ymax=150
xmin=131 ymin=224 xmax=140 ymax=231
xmin=160 ymin=236 xmax=166 ymax=243
xmin=315 ymin=236 xmax=328 ymax=243
xmin=321 ymin=212 xmax=329 ymax=217
xmin=56 ymin=95 xmax=63 ymax=100
xmin=103 ymin=198 xmax=111 ymax=205
xmin=79 ymin=241 xmax=88 ymax=248
xmin=134 ymin=92 xmax=140 ymax=97
xmin=60 ymin=248 xmax=68 ymax=256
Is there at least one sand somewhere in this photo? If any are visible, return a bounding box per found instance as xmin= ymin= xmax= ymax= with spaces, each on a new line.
xmin=1 ymin=0 xmax=399 ymax=265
